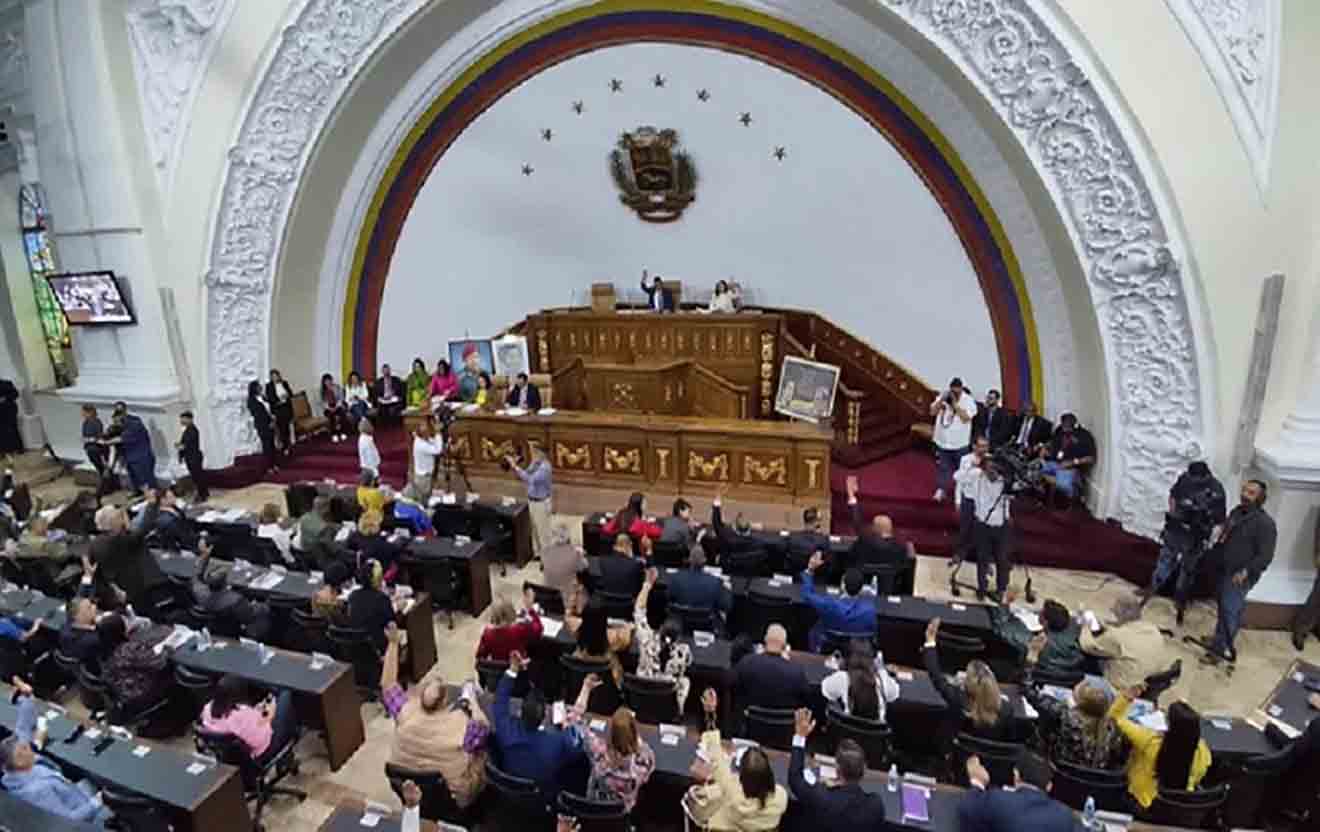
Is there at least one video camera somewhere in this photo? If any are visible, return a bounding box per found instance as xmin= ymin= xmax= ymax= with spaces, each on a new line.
xmin=983 ymin=445 xmax=1039 ymax=494
xmin=1167 ymin=486 xmax=1218 ymax=539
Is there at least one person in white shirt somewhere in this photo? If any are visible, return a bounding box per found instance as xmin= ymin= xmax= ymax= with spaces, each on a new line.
xmin=409 ymin=421 xmax=444 ymax=501
xmin=820 ymin=639 xmax=900 ymax=724
xmin=358 ymin=418 xmax=381 ymax=476
xmin=954 ymin=437 xmax=991 ymax=561
xmin=707 ymin=279 xmax=737 ymax=313
xmin=965 ymin=459 xmax=1012 ymax=599
xmin=930 ymin=377 xmax=977 ymax=502
xmin=256 ymin=502 xmax=295 ymax=565
xmin=345 ymin=371 xmax=372 ymax=424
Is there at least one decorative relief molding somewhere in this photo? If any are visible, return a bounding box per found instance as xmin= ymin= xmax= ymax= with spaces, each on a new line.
xmin=554 ymin=442 xmax=591 ymax=471
xmin=743 ymin=455 xmax=787 ymax=486
xmin=886 ymin=0 xmax=1210 ymax=537
xmin=603 ymin=446 xmax=642 ymax=474
xmin=687 ymin=451 xmax=729 ymax=482
xmin=205 ymin=0 xmax=1211 ymax=540
xmin=1166 ymin=0 xmax=1279 ymax=192
xmin=480 ymin=437 xmax=515 ymax=461
xmin=0 ymin=15 xmax=27 ymax=110
xmin=127 ymin=0 xmax=237 ymax=196
xmin=205 ymin=0 xmax=418 ymax=464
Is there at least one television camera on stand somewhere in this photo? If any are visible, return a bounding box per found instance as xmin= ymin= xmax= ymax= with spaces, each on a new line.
xmin=948 ymin=446 xmax=1041 ymax=604
xmin=434 ymin=404 xmax=472 ymax=494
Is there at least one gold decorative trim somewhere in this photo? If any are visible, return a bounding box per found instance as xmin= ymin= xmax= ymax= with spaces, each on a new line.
xmin=448 ymin=436 xmax=471 ymax=459
xmin=610 ymin=383 xmax=639 ymax=410
xmin=479 ymin=437 xmax=515 ymax=461
xmin=603 ymin=446 xmax=642 ymax=474
xmin=687 ymin=451 xmax=729 ymax=481
xmin=537 ymin=329 xmax=550 ymax=373
xmin=554 ymin=442 xmax=591 ymax=471
xmin=656 ymin=448 xmax=671 ymax=479
xmin=743 ymin=455 xmax=787 ymax=486
xmin=804 ymin=458 xmax=822 ymax=490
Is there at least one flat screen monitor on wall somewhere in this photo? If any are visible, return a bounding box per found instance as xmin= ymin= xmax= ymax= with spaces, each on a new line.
xmin=46 ymin=270 xmax=136 ymax=326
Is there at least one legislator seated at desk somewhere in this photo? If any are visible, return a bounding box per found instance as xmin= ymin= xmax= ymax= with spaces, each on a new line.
xmin=840 ymin=476 xmax=913 ymax=586
xmin=733 ymin=625 xmax=811 ymax=713
xmin=785 ymin=506 xmax=830 ymax=575
xmin=787 ymin=708 xmax=887 ymax=832
xmin=957 ymin=751 xmax=1077 ymax=832
xmin=491 ymin=654 xmax=584 ymax=800
xmin=923 ymin=619 xmax=1018 ymax=743
xmin=590 ymin=539 xmax=645 ymax=598
xmin=666 ymin=547 xmax=732 ymax=625
xmin=800 ymin=555 xmax=876 ymax=652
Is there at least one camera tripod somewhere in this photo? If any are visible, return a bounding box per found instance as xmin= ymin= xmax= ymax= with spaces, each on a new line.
xmin=437 ymin=418 xmax=472 ymax=494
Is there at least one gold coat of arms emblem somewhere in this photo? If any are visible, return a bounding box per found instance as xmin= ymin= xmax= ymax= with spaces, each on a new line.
xmin=609 ymin=126 xmax=698 ymax=223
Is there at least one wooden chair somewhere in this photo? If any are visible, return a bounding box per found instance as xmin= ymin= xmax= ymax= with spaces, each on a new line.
xmin=290 ymin=392 xmax=328 ymax=442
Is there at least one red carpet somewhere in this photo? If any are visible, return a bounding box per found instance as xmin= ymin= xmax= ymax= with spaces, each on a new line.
xmin=208 ymin=427 xmax=412 ymax=490
xmin=830 ymin=448 xmax=1159 ymax=587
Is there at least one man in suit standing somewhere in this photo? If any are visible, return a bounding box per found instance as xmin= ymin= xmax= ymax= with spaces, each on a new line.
xmin=733 ymin=624 xmax=810 ymax=711
xmin=176 ymin=411 xmax=208 ymax=503
xmin=957 ymin=751 xmax=1076 ymax=832
xmin=973 ymin=389 xmax=1016 ymax=448
xmin=666 ymin=546 xmax=732 ymax=629
xmin=505 ymin=372 xmax=542 ymax=411
xmin=787 ymin=708 xmax=886 ymax=831
xmin=641 ymin=270 xmax=675 ymax=312
xmin=1011 ymin=401 xmax=1053 ymax=452
xmin=372 ymin=364 xmax=405 ymax=424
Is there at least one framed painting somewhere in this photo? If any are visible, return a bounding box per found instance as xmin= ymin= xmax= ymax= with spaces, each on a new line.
xmin=492 ymin=334 xmax=530 ymax=378
xmin=774 ymin=355 xmax=840 ymax=423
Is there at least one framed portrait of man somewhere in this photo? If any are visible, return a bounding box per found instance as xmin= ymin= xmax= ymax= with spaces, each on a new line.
xmin=492 ymin=334 xmax=530 ymax=378
xmin=448 ymin=338 xmax=494 ymax=402
xmin=774 ymin=356 xmax=840 ymax=423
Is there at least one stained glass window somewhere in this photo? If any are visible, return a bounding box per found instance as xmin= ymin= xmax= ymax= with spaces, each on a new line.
xmin=18 ymin=183 xmax=71 ymax=385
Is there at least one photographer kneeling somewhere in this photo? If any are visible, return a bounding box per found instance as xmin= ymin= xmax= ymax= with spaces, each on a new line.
xmin=1141 ymin=462 xmax=1226 ymax=625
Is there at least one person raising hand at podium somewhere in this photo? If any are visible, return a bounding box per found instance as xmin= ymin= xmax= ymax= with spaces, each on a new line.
xmin=641 ymin=270 xmax=674 ymax=313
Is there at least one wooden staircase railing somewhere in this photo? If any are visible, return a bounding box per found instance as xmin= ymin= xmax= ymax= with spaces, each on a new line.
xmin=778 ymin=310 xmax=936 ymax=466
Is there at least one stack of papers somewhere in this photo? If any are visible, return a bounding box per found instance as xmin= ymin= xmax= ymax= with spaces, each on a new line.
xmin=503 ymin=407 xmax=528 ymax=417
xmin=1011 ymin=605 xmax=1042 ymax=632
xmin=248 ymin=571 xmax=285 ymax=591
xmin=538 ymin=408 xmax=557 ymax=416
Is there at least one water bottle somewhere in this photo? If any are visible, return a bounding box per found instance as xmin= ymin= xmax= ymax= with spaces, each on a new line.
xmin=1082 ymin=796 xmax=1097 ymax=829
xmin=887 ymin=763 xmax=899 ymax=792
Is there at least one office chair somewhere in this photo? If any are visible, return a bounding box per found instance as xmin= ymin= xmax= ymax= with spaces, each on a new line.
xmin=194 ymin=722 xmax=307 ymax=832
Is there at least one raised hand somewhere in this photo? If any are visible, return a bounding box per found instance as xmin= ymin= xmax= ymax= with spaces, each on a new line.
xmin=925 ymin=617 xmax=941 ymax=644
xmin=807 ymin=551 xmax=824 ymax=573
xmin=385 ymin=621 xmax=401 ymax=645
xmin=965 ymin=755 xmax=990 ymax=788
xmin=701 ymin=688 xmax=718 ymax=714
xmin=401 ymin=780 xmax=422 ymax=809
xmin=793 ymin=707 xmax=816 ymax=738
xmin=509 ymin=650 xmax=528 ymax=673
xmin=645 ymin=567 xmax=659 ymax=587
xmin=846 ymin=475 xmax=859 ymax=497
xmin=583 ymin=673 xmax=603 ymax=691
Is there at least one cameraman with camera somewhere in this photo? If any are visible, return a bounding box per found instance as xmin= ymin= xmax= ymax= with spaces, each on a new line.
xmin=930 ymin=377 xmax=977 ymax=502
xmin=964 ymin=453 xmax=1013 ymax=599
xmin=1141 ymin=461 xmax=1226 ymax=625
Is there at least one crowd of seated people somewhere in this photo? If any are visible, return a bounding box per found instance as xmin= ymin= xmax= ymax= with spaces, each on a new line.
xmin=0 ymin=459 xmax=1317 ymax=832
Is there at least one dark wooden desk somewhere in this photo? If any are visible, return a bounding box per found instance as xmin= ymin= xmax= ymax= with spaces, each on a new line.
xmin=154 ymin=550 xmax=438 ymax=683
xmin=431 ymin=497 xmax=533 ymax=568
xmin=0 ymin=586 xmax=368 ymax=771
xmin=403 ymin=537 xmax=492 ymax=616
xmin=1261 ymin=659 xmax=1319 ymax=733
xmin=0 ymin=684 xmax=250 ymax=832
xmin=319 ymin=801 xmax=438 ymax=831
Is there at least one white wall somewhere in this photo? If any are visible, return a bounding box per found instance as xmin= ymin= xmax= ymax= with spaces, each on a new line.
xmin=378 ymin=43 xmax=999 ymax=392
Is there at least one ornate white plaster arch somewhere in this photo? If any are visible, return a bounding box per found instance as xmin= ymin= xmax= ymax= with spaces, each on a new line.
xmin=203 ymin=0 xmax=1215 ymax=538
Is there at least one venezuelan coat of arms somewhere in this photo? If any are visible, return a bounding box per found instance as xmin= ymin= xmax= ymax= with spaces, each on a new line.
xmin=609 ymin=126 xmax=698 ymax=223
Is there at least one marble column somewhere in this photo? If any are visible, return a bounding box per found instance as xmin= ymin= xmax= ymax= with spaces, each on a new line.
xmin=1254 ymin=312 xmax=1320 ymax=610
xmin=24 ymin=0 xmax=183 ymax=467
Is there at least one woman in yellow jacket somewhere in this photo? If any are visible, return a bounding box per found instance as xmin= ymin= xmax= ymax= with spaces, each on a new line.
xmin=685 ymin=689 xmax=787 ymax=831
xmin=1108 ymin=687 xmax=1212 ymax=809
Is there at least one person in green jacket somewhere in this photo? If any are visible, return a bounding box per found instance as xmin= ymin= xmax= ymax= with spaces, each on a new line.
xmin=405 ymin=357 xmax=430 ymax=409
xmin=989 ymin=595 xmax=1086 ymax=677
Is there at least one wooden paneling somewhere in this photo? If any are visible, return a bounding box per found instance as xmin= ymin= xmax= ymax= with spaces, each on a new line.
xmin=406 ymin=409 xmax=831 ymax=505
xmin=573 ymin=360 xmax=747 ymax=418
xmin=527 ymin=310 xmax=780 ymax=417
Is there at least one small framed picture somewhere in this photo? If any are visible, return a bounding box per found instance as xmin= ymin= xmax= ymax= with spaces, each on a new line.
xmin=775 ymin=355 xmax=841 ymax=423
xmin=492 ymin=334 xmax=530 ymax=378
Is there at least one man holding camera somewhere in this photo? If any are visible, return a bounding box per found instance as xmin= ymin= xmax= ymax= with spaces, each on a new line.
xmin=963 ymin=455 xmax=1013 ymax=599
xmin=930 ymin=377 xmax=977 ymax=502
xmin=1141 ymin=461 xmax=1226 ymax=624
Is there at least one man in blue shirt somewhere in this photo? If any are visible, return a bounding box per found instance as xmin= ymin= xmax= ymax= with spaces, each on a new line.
xmin=800 ymin=552 xmax=877 ymax=652
xmin=507 ymin=445 xmax=553 ymax=558
xmin=1 ymin=678 xmax=114 ymax=826
xmin=491 ymin=651 xmax=583 ymax=799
